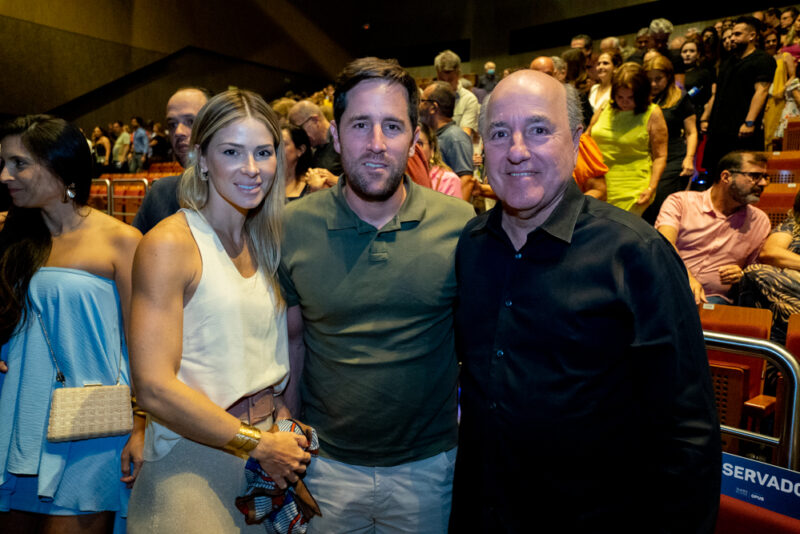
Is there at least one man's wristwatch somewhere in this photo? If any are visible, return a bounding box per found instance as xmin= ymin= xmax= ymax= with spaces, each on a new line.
xmin=744 ymin=120 xmax=755 ymax=127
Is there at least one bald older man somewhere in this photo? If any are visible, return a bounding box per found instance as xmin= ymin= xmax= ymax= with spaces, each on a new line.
xmin=288 ymin=100 xmax=343 ymax=176
xmin=133 ymin=87 xmax=209 ymax=233
xmin=529 ymin=56 xmax=555 ymax=76
xmin=450 ymin=69 xmax=720 ymax=533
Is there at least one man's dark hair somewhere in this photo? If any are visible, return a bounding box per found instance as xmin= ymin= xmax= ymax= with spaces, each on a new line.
xmin=572 ymin=34 xmax=593 ymax=50
xmin=766 ymin=7 xmax=781 ymax=19
xmin=427 ymin=81 xmax=456 ymax=119
xmin=783 ymin=6 xmax=800 ymax=21
xmin=175 ymin=86 xmax=214 ymax=100
xmin=132 ymin=116 xmax=144 ymax=126
xmin=113 ymin=120 xmax=123 ymax=127
xmin=333 ymin=57 xmax=419 ymax=130
xmin=735 ymin=15 xmax=763 ymax=33
xmin=715 ymin=150 xmax=768 ymax=182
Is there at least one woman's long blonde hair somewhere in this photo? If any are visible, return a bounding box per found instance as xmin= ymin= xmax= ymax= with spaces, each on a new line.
xmin=179 ymin=89 xmax=286 ymax=304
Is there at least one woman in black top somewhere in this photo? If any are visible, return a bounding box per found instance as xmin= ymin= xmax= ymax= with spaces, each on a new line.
xmin=643 ymin=54 xmax=698 ymax=224
xmin=681 ymin=39 xmax=715 ymax=130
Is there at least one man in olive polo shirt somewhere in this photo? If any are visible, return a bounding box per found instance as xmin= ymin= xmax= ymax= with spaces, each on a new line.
xmin=279 ymin=57 xmax=474 ymax=533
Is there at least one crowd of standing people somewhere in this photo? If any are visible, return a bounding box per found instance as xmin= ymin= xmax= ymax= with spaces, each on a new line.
xmin=3 ymin=8 xmax=800 ymax=534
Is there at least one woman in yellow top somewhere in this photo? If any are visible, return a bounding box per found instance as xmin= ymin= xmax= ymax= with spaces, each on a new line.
xmin=588 ymin=62 xmax=668 ymax=216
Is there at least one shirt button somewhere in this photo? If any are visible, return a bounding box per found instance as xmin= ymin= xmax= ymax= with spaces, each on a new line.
xmin=496 ymin=349 xmax=504 ymax=358
xmin=514 ymin=253 xmax=522 ymax=259
xmin=504 ymin=299 xmax=512 ymax=307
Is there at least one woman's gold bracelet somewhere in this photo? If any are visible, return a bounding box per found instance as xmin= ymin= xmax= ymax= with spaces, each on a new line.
xmin=222 ymin=422 xmax=262 ymax=459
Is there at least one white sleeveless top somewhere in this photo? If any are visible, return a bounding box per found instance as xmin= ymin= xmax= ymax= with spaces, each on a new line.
xmin=145 ymin=209 xmax=289 ymax=461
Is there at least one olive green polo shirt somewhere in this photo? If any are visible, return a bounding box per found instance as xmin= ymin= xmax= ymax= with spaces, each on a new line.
xmin=279 ymin=177 xmax=475 ymax=466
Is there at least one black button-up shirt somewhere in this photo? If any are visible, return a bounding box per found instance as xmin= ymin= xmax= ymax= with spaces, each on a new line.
xmin=451 ymin=181 xmax=721 ymax=533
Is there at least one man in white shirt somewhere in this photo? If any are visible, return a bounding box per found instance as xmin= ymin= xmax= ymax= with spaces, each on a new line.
xmin=434 ymin=49 xmax=480 ymax=138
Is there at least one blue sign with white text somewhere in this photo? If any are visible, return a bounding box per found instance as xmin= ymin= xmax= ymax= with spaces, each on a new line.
xmin=721 ymin=452 xmax=800 ymax=520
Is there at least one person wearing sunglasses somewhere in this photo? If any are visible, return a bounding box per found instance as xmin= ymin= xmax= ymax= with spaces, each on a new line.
xmin=655 ymin=150 xmax=771 ymax=304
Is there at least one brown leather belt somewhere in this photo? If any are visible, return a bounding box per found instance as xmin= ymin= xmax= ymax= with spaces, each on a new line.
xmin=226 ymin=387 xmax=274 ymax=425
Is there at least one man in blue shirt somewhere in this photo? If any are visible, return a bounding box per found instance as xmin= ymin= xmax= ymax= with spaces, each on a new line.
xmin=129 ymin=116 xmax=149 ymax=173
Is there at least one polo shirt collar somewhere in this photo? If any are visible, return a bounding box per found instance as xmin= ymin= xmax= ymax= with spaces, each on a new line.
xmin=473 ymin=179 xmax=584 ymax=245
xmin=702 ymin=186 xmax=749 ymax=220
xmin=700 ymin=187 xmax=718 ymax=216
xmin=325 ymin=175 xmax=425 ymax=233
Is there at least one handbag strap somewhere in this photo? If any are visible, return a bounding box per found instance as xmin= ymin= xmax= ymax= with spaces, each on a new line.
xmin=36 ymin=312 xmax=124 ymax=386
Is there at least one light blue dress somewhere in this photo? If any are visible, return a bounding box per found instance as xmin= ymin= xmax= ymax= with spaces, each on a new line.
xmin=0 ymin=268 xmax=131 ymax=518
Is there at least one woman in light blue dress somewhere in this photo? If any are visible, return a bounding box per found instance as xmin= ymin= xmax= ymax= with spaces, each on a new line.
xmin=0 ymin=115 xmax=143 ymax=533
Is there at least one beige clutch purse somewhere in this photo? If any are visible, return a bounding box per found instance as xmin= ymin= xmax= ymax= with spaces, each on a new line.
xmin=37 ymin=312 xmax=133 ymax=442
xmin=47 ymin=384 xmax=133 ymax=442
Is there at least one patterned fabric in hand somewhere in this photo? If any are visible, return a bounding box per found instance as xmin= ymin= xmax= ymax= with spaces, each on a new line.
xmin=235 ymin=419 xmax=321 ymax=533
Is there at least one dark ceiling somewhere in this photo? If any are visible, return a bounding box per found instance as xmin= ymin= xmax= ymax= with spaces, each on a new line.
xmin=288 ymin=0 xmax=779 ymax=66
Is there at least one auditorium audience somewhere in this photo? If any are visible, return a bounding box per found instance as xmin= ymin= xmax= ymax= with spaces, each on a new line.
xmin=477 ymin=61 xmax=498 ymax=93
xmin=764 ymin=28 xmax=797 ymax=150
xmin=562 ymin=47 xmax=594 ymax=126
xmin=132 ymin=87 xmax=210 ymax=234
xmin=91 ymin=125 xmax=111 ymax=176
xmin=588 ymin=62 xmax=668 ymax=216
xmin=656 ymin=150 xmax=771 ymax=304
xmin=129 ymin=117 xmax=148 ymax=173
xmin=765 ymin=7 xmax=782 ymax=32
xmin=642 ymin=54 xmax=698 ymax=224
xmin=780 ymin=11 xmax=800 ymax=62
xmin=148 ymin=122 xmax=170 ymax=165
xmin=282 ymin=124 xmax=313 ymax=201
xmin=417 ymin=122 xmax=463 ymax=199
xmin=13 ymin=7 xmax=800 ymax=529
xmin=0 ymin=114 xmax=142 ymax=533
xmin=434 ymin=49 xmax=481 ymax=138
xmin=781 ymin=7 xmax=800 ymax=41
xmin=418 ymin=80 xmax=475 ymax=200
xmin=112 ymin=120 xmax=130 ymax=170
xmin=681 ymin=38 xmax=716 ymax=130
xmin=551 ymin=55 xmax=567 ymax=81
xmin=588 ymin=51 xmax=622 ymax=112
xmin=127 ymin=90 xmax=309 ymax=532
xmin=700 ymin=26 xmax=722 ymax=71
xmin=287 ymin=100 xmax=343 ymax=177
xmin=530 ymin=56 xmax=556 ymax=77
xmin=702 ymin=17 xmax=775 ymax=179
xmin=743 ymin=188 xmax=800 ymax=344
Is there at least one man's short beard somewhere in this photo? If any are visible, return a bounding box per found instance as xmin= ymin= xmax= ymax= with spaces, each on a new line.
xmin=728 ymin=180 xmax=760 ymax=205
xmin=345 ymin=168 xmax=405 ymax=202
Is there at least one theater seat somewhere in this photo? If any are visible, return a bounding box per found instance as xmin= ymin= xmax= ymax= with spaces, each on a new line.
xmin=699 ymin=304 xmax=772 ymax=399
xmin=708 ymin=362 xmax=747 ymax=453
xmin=754 ymin=183 xmax=797 ymax=228
xmin=716 ymin=495 xmax=800 ymax=533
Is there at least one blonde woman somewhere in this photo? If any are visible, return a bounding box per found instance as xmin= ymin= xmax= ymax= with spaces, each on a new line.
xmin=127 ymin=90 xmax=310 ymax=532
xmin=642 ymin=54 xmax=698 ymax=223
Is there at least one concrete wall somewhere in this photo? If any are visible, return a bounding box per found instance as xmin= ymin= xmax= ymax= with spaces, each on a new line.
xmin=0 ymin=0 xmax=350 ymax=125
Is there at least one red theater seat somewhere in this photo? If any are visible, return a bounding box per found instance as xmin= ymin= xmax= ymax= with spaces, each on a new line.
xmin=716 ymin=495 xmax=800 ymax=533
